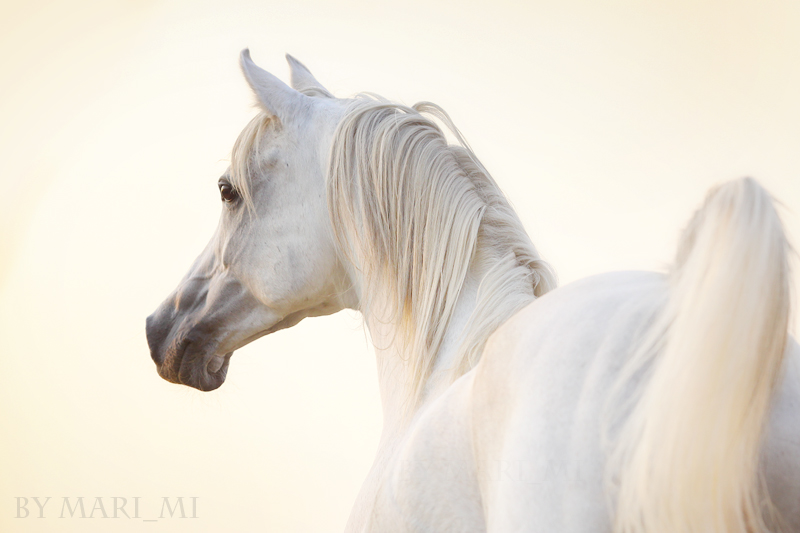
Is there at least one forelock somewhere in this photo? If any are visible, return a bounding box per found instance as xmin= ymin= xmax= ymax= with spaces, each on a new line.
xmin=230 ymin=112 xmax=274 ymax=212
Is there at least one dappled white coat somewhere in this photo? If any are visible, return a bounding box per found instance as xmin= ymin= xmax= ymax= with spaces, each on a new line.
xmin=145 ymin=51 xmax=800 ymax=533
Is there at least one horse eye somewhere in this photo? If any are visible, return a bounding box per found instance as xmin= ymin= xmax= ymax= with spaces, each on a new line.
xmin=218 ymin=180 xmax=239 ymax=203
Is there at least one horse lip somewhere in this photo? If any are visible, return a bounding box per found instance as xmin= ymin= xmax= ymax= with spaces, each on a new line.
xmin=153 ymin=311 xmax=286 ymax=391
xmin=155 ymin=336 xmax=231 ymax=391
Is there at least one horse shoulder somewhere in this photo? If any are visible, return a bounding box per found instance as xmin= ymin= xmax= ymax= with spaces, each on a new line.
xmin=472 ymin=270 xmax=669 ymax=421
xmin=469 ymin=270 xmax=668 ymax=532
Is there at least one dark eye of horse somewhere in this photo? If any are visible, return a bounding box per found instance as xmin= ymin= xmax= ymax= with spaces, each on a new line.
xmin=218 ymin=180 xmax=239 ymax=203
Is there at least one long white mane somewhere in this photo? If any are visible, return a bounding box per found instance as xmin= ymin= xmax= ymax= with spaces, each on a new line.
xmin=327 ymin=96 xmax=556 ymax=407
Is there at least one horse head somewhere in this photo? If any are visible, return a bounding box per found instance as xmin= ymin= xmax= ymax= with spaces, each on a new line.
xmin=146 ymin=50 xmax=353 ymax=391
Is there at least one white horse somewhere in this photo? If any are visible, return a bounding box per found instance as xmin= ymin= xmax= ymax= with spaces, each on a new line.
xmin=146 ymin=50 xmax=800 ymax=533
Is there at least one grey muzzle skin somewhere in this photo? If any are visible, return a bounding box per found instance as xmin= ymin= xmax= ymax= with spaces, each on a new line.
xmin=145 ymin=270 xmax=270 ymax=392
xmin=146 ymin=309 xmax=232 ymax=392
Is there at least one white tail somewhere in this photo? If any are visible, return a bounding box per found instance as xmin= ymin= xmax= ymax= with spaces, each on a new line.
xmin=612 ymin=178 xmax=791 ymax=533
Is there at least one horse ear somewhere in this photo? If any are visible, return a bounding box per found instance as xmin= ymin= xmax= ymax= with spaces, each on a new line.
xmin=240 ymin=49 xmax=308 ymax=122
xmin=286 ymin=54 xmax=333 ymax=98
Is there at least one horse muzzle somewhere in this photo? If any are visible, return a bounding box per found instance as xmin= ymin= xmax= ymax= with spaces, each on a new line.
xmin=146 ymin=310 xmax=233 ymax=392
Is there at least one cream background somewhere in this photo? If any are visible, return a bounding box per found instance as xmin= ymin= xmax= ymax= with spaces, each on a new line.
xmin=1 ymin=1 xmax=798 ymax=531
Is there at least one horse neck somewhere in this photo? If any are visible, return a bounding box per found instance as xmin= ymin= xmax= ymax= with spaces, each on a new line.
xmin=364 ymin=257 xmax=485 ymax=438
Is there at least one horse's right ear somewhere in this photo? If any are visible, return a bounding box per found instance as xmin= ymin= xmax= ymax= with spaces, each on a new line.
xmin=240 ymin=49 xmax=308 ymax=123
xmin=286 ymin=54 xmax=333 ymax=98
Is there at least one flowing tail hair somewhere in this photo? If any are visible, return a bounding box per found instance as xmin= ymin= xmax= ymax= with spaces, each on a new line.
xmin=610 ymin=177 xmax=791 ymax=533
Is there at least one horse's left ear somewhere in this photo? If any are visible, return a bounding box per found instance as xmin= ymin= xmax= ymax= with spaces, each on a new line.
xmin=286 ymin=54 xmax=333 ymax=98
xmin=240 ymin=49 xmax=308 ymax=123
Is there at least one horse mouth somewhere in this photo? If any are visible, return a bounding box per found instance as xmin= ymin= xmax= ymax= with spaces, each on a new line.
xmin=155 ymin=336 xmax=234 ymax=392
xmin=146 ymin=306 xmax=300 ymax=392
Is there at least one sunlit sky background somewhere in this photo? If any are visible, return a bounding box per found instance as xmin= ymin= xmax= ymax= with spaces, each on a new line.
xmin=1 ymin=0 xmax=798 ymax=531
